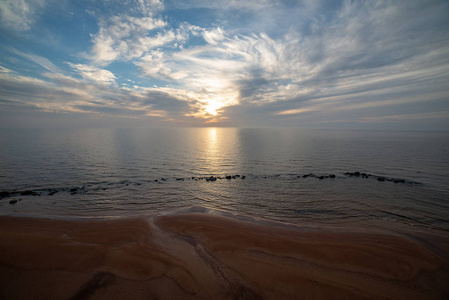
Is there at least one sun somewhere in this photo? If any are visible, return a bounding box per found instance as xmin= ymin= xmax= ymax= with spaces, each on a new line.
xmin=204 ymin=100 xmax=222 ymax=116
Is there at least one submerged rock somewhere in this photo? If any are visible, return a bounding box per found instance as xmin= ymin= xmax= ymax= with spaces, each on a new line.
xmin=0 ymin=191 xmax=11 ymax=198
xmin=393 ymin=179 xmax=405 ymax=183
xmin=20 ymin=190 xmax=39 ymax=196
xmin=48 ymin=190 xmax=58 ymax=196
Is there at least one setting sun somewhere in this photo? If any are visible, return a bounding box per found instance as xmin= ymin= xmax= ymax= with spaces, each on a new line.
xmin=204 ymin=100 xmax=222 ymax=116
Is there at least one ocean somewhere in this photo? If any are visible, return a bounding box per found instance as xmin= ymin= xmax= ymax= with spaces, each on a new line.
xmin=1 ymin=128 xmax=448 ymax=233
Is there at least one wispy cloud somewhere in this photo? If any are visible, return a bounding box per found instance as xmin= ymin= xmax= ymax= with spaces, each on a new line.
xmin=0 ymin=0 xmax=46 ymax=31
xmin=361 ymin=111 xmax=449 ymax=123
xmin=10 ymin=48 xmax=64 ymax=74
xmin=0 ymin=65 xmax=15 ymax=74
xmin=88 ymin=2 xmax=171 ymax=65
xmin=68 ymin=63 xmax=117 ymax=85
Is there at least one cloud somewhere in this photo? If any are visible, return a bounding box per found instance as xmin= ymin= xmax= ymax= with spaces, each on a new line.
xmin=10 ymin=48 xmax=64 ymax=74
xmin=0 ymin=70 xmax=200 ymax=122
xmin=0 ymin=65 xmax=15 ymax=74
xmin=88 ymin=1 xmax=173 ymax=65
xmin=89 ymin=15 xmax=175 ymax=64
xmin=164 ymin=0 xmax=280 ymax=11
xmin=360 ymin=111 xmax=449 ymax=123
xmin=141 ymin=89 xmax=191 ymax=115
xmin=137 ymin=0 xmax=164 ymax=15
xmin=0 ymin=0 xmax=46 ymax=31
xmin=68 ymin=63 xmax=117 ymax=85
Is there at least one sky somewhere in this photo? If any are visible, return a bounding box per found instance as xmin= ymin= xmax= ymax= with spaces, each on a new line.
xmin=0 ymin=0 xmax=448 ymax=130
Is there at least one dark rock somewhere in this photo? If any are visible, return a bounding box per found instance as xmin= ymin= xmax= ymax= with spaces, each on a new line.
xmin=241 ymin=176 xmax=246 ymax=179
xmin=318 ymin=176 xmax=325 ymax=180
xmin=9 ymin=199 xmax=18 ymax=204
xmin=225 ymin=175 xmax=232 ymax=179
xmin=161 ymin=178 xmax=166 ymax=181
xmin=0 ymin=191 xmax=11 ymax=198
xmin=354 ymin=172 xmax=360 ymax=177
xmin=393 ymin=179 xmax=405 ymax=183
xmin=154 ymin=180 xmax=158 ymax=182
xmin=303 ymin=174 xmax=315 ymax=178
xmin=329 ymin=174 xmax=336 ymax=178
xmin=48 ymin=190 xmax=58 ymax=196
xmin=377 ymin=177 xmax=386 ymax=182
xmin=176 ymin=178 xmax=184 ymax=181
xmin=20 ymin=190 xmax=38 ymax=196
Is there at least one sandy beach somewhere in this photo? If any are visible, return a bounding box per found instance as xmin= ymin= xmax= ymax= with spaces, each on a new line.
xmin=0 ymin=210 xmax=448 ymax=300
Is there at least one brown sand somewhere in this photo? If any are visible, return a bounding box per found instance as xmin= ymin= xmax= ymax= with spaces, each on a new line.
xmin=0 ymin=212 xmax=448 ymax=299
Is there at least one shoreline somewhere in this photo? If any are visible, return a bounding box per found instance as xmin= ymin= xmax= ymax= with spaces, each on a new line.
xmin=1 ymin=209 xmax=448 ymax=299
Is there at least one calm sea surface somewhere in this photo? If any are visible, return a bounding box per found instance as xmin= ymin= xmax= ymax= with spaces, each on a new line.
xmin=1 ymin=128 xmax=448 ymax=232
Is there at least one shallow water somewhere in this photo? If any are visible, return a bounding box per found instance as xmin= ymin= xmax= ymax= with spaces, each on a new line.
xmin=1 ymin=128 xmax=448 ymax=232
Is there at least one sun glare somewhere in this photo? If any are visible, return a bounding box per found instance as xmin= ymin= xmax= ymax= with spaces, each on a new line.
xmin=204 ymin=100 xmax=222 ymax=116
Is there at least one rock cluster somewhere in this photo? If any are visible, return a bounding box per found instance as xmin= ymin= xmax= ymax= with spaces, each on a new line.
xmin=344 ymin=172 xmax=413 ymax=184
xmin=0 ymin=171 xmax=421 ymax=204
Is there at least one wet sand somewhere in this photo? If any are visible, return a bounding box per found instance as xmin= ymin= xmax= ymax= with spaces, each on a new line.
xmin=0 ymin=210 xmax=448 ymax=299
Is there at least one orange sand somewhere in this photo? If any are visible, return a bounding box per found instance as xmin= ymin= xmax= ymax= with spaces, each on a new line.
xmin=0 ymin=212 xmax=448 ymax=299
